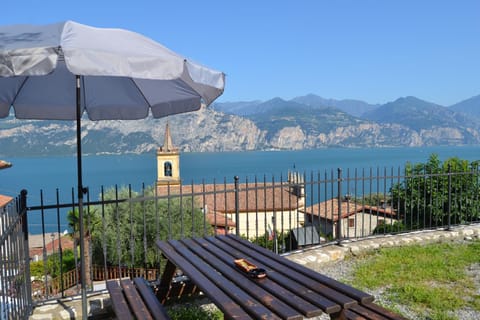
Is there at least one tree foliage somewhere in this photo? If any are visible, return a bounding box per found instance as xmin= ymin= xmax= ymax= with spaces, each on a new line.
xmin=90 ymin=185 xmax=212 ymax=268
xmin=391 ymin=154 xmax=480 ymax=229
xmin=30 ymin=249 xmax=76 ymax=278
xmin=67 ymin=208 xmax=101 ymax=240
xmin=372 ymin=221 xmax=405 ymax=235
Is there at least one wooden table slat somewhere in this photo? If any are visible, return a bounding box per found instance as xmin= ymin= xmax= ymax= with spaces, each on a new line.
xmin=208 ymin=235 xmax=358 ymax=308
xmin=192 ymin=237 xmax=339 ymax=316
xmin=183 ymin=238 xmax=311 ymax=319
xmin=120 ymin=278 xmax=154 ymax=320
xmin=224 ymin=234 xmax=374 ymax=304
xmin=157 ymin=239 xmax=268 ymax=320
xmin=134 ymin=278 xmax=172 ymax=320
xmin=106 ymin=280 xmax=134 ymax=320
xmin=361 ymin=303 xmax=408 ymax=320
xmin=348 ymin=304 xmax=388 ymax=320
xmin=169 ymin=239 xmax=284 ymax=320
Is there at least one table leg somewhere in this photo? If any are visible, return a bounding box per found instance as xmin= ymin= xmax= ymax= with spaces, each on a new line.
xmin=157 ymin=260 xmax=176 ymax=303
xmin=330 ymin=309 xmax=359 ymax=320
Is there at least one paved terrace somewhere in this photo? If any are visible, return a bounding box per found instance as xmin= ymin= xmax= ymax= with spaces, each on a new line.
xmin=29 ymin=223 xmax=480 ymax=319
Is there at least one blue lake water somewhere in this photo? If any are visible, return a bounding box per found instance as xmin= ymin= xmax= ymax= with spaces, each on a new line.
xmin=1 ymin=146 xmax=479 ymax=233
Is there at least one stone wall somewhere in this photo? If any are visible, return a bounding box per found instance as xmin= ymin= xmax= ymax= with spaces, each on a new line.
xmin=285 ymin=223 xmax=480 ymax=268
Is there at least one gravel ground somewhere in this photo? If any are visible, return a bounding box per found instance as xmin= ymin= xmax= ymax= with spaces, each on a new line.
xmin=312 ymin=247 xmax=480 ymax=320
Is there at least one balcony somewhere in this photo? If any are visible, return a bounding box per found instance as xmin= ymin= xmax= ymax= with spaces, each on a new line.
xmin=1 ymin=165 xmax=480 ymax=319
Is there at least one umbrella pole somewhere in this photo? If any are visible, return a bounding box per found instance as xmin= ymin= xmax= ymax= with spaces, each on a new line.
xmin=76 ymin=75 xmax=88 ymax=320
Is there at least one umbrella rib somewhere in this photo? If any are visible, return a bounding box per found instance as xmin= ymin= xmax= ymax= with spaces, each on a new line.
xmin=128 ymin=78 xmax=152 ymax=109
xmin=10 ymin=77 xmax=29 ymax=111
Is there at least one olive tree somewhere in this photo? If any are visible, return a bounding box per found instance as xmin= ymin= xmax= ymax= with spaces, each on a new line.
xmin=90 ymin=185 xmax=212 ymax=268
xmin=391 ymin=154 xmax=480 ymax=229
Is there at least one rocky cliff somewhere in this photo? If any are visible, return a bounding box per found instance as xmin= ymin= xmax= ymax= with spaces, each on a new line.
xmin=1 ymin=94 xmax=480 ymax=157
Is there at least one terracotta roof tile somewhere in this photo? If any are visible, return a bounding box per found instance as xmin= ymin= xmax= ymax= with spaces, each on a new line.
xmin=301 ymin=199 xmax=396 ymax=222
xmin=0 ymin=194 xmax=13 ymax=208
xmin=0 ymin=160 xmax=12 ymax=170
xmin=157 ymin=182 xmax=303 ymax=229
xmin=157 ymin=182 xmax=302 ymax=214
xmin=206 ymin=212 xmax=236 ymax=227
xmin=28 ymin=235 xmax=74 ymax=258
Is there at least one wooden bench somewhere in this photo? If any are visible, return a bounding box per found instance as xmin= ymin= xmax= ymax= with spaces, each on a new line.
xmin=338 ymin=301 xmax=408 ymax=320
xmin=106 ymin=277 xmax=170 ymax=320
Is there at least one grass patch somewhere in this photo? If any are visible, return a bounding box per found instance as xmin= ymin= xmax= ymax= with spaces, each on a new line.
xmin=349 ymin=240 xmax=480 ymax=319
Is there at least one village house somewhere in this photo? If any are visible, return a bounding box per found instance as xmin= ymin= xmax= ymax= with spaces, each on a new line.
xmin=0 ymin=194 xmax=12 ymax=212
xmin=28 ymin=233 xmax=74 ymax=262
xmin=155 ymin=124 xmax=305 ymax=237
xmin=300 ymin=196 xmax=398 ymax=239
xmin=0 ymin=160 xmax=12 ymax=170
xmin=0 ymin=194 xmax=14 ymax=250
xmin=0 ymin=161 xmax=13 ymax=238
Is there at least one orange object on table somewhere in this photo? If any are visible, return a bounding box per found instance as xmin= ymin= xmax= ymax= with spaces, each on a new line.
xmin=234 ymin=258 xmax=267 ymax=278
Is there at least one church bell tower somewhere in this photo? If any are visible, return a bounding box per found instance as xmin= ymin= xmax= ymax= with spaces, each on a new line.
xmin=156 ymin=123 xmax=181 ymax=186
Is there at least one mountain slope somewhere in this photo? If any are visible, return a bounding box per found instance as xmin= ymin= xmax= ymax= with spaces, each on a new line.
xmin=449 ymin=95 xmax=480 ymax=118
xmin=292 ymin=94 xmax=378 ymax=117
xmin=0 ymin=109 xmax=267 ymax=156
xmin=210 ymin=100 xmax=262 ymax=116
xmin=246 ymin=98 xmax=366 ymax=138
xmin=2 ymin=94 xmax=480 ymax=156
xmin=363 ymin=96 xmax=476 ymax=130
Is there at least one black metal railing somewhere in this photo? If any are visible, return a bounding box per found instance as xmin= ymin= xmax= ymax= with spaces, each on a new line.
xmin=1 ymin=190 xmax=32 ymax=319
xmin=19 ymin=165 xmax=480 ymax=306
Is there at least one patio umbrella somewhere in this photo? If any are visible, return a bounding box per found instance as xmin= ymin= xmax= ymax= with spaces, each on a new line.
xmin=0 ymin=20 xmax=225 ymax=318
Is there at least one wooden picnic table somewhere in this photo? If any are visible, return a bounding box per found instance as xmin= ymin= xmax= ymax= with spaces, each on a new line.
xmin=156 ymin=234 xmax=376 ymax=320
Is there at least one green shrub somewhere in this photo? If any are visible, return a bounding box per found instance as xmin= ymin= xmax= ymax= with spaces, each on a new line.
xmin=167 ymin=304 xmax=222 ymax=320
xmin=29 ymin=249 xmax=76 ymax=278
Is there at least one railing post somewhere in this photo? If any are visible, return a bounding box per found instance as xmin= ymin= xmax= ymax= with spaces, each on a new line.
xmin=234 ymin=176 xmax=240 ymax=236
xmin=55 ymin=188 xmax=65 ymax=297
xmin=447 ymin=163 xmax=452 ymax=230
xmin=20 ymin=189 xmax=33 ymax=313
xmin=337 ymin=168 xmax=342 ymax=243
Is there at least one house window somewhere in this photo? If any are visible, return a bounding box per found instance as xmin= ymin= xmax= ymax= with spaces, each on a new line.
xmin=348 ymin=218 xmax=355 ymax=228
xmin=164 ymin=162 xmax=172 ymax=177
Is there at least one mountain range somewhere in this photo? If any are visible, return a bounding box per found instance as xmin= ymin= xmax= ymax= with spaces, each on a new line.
xmin=1 ymin=94 xmax=480 ymax=157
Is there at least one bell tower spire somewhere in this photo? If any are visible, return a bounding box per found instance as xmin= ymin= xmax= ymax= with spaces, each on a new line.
xmin=162 ymin=122 xmax=175 ymax=152
xmin=156 ymin=122 xmax=181 ymax=186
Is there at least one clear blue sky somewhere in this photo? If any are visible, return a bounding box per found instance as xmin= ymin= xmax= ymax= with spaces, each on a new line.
xmin=3 ymin=0 xmax=479 ymax=106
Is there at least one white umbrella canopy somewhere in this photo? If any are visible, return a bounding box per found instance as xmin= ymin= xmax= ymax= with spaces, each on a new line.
xmin=0 ymin=20 xmax=225 ymax=319
xmin=0 ymin=20 xmax=224 ymax=119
